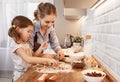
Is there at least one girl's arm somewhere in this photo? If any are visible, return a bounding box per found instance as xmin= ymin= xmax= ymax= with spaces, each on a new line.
xmin=15 ymin=47 xmax=58 ymax=66
xmin=33 ymin=41 xmax=48 ymax=57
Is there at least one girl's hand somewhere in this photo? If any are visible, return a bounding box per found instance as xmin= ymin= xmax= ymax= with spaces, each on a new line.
xmin=40 ymin=41 xmax=48 ymax=50
xmin=47 ymin=58 xmax=58 ymax=67
xmin=35 ymin=41 xmax=48 ymax=56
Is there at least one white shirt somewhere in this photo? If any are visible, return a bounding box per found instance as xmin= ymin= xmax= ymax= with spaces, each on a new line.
xmin=9 ymin=39 xmax=32 ymax=81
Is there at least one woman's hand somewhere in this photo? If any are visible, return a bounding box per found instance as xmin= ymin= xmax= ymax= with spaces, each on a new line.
xmin=57 ymin=49 xmax=65 ymax=61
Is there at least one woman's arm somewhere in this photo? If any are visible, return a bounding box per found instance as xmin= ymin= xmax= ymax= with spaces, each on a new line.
xmin=49 ymin=29 xmax=65 ymax=60
xmin=49 ymin=29 xmax=61 ymax=52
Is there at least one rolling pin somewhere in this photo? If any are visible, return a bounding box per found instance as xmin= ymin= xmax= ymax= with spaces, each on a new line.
xmin=37 ymin=74 xmax=49 ymax=82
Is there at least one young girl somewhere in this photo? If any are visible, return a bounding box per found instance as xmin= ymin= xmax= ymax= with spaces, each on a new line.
xmin=8 ymin=16 xmax=58 ymax=81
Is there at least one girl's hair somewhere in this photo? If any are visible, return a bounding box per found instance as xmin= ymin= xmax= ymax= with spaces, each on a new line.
xmin=8 ymin=15 xmax=33 ymax=43
xmin=37 ymin=2 xmax=57 ymax=18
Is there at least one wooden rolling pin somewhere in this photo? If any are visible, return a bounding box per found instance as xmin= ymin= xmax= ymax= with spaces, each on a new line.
xmin=46 ymin=74 xmax=57 ymax=82
xmin=37 ymin=74 xmax=49 ymax=82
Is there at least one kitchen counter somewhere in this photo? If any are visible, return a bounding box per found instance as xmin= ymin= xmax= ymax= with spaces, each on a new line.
xmin=16 ymin=56 xmax=110 ymax=82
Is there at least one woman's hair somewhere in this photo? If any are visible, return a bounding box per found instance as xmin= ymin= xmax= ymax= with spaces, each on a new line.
xmin=8 ymin=15 xmax=33 ymax=43
xmin=33 ymin=10 xmax=39 ymax=21
xmin=37 ymin=2 xmax=57 ymax=18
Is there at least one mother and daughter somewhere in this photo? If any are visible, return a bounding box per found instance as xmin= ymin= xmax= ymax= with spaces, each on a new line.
xmin=8 ymin=2 xmax=64 ymax=81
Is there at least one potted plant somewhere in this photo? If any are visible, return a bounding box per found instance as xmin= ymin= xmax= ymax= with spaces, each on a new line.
xmin=72 ymin=36 xmax=82 ymax=46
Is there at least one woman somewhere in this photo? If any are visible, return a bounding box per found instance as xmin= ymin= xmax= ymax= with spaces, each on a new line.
xmin=29 ymin=2 xmax=64 ymax=60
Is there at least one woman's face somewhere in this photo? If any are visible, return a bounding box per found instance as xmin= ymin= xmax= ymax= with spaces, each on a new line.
xmin=39 ymin=14 xmax=56 ymax=29
xmin=19 ymin=25 xmax=33 ymax=42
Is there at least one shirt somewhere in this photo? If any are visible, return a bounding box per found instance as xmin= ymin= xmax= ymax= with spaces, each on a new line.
xmin=29 ymin=21 xmax=61 ymax=52
xmin=10 ymin=39 xmax=32 ymax=81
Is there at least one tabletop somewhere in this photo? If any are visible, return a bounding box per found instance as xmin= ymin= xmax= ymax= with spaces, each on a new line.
xmin=16 ymin=56 xmax=110 ymax=82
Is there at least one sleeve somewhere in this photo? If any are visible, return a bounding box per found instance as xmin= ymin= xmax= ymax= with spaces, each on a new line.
xmin=49 ymin=29 xmax=61 ymax=52
xmin=10 ymin=40 xmax=23 ymax=53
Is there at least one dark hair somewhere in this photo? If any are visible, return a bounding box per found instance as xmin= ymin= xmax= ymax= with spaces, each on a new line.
xmin=8 ymin=15 xmax=33 ymax=43
xmin=33 ymin=10 xmax=39 ymax=21
xmin=37 ymin=2 xmax=57 ymax=18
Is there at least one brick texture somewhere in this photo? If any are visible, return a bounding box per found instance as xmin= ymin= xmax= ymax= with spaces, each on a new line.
xmin=82 ymin=0 xmax=120 ymax=80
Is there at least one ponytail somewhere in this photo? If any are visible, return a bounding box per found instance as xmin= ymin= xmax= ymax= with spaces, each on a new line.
xmin=8 ymin=26 xmax=20 ymax=43
xmin=8 ymin=16 xmax=33 ymax=44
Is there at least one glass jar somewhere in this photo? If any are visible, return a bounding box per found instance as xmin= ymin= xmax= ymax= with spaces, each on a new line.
xmin=64 ymin=34 xmax=72 ymax=48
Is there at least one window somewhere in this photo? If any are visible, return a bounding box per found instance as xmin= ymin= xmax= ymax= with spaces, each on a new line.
xmin=0 ymin=0 xmax=54 ymax=48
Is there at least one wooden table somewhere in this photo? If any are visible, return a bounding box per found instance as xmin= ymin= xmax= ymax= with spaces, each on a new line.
xmin=16 ymin=58 xmax=110 ymax=82
xmin=16 ymin=68 xmax=86 ymax=82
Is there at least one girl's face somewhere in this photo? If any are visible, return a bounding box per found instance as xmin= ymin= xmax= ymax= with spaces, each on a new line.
xmin=19 ymin=25 xmax=33 ymax=42
xmin=39 ymin=14 xmax=56 ymax=30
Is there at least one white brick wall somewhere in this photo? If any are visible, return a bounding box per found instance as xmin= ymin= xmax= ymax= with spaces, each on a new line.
xmin=82 ymin=0 xmax=120 ymax=81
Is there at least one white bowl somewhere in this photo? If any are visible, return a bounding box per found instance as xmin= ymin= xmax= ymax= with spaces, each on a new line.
xmin=81 ymin=69 xmax=106 ymax=82
xmin=62 ymin=48 xmax=74 ymax=56
xmin=69 ymin=52 xmax=84 ymax=60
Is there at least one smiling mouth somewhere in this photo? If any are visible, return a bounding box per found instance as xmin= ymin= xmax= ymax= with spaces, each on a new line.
xmin=45 ymin=25 xmax=48 ymax=27
xmin=44 ymin=26 xmax=49 ymax=29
